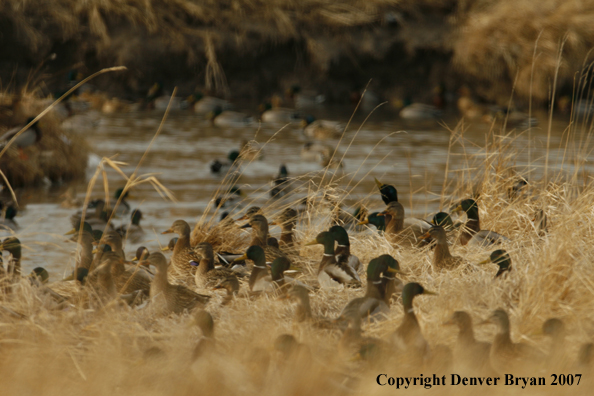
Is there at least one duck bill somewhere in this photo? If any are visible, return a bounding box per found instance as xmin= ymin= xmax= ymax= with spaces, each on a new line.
xmin=161 ymin=246 xmax=170 ymax=252
xmin=235 ymin=214 xmax=248 ymax=221
xmin=478 ymin=258 xmax=491 ymax=265
xmin=453 ymin=205 xmax=463 ymax=213
xmin=62 ymin=274 xmax=75 ymax=281
xmin=377 ymin=211 xmax=386 ymax=217
xmin=419 ymin=232 xmax=431 ymax=240
xmin=357 ymin=219 xmax=369 ymax=225
xmin=303 ymin=239 xmax=318 ymax=246
xmin=65 ymin=228 xmax=77 ymax=236
xmin=161 ymin=228 xmax=174 ymax=235
xmin=423 ymin=290 xmax=438 ymax=296
xmin=240 ymin=223 xmax=252 ymax=229
xmin=385 ymin=267 xmax=402 ymax=274
xmin=268 ymin=221 xmax=278 ymax=226
xmin=132 ymin=256 xmax=138 ymax=261
xmin=374 ymin=177 xmax=384 ymax=189
xmin=92 ymin=248 xmax=99 ymax=254
xmin=231 ymin=254 xmax=248 ymax=263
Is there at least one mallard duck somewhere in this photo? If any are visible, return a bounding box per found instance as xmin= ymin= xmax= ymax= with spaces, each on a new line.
xmin=304 ymin=231 xmax=360 ymax=288
xmin=70 ymin=199 xmax=114 ymax=231
xmin=336 ymin=256 xmax=399 ymax=323
xmin=162 ymin=220 xmax=200 ymax=278
xmin=444 ymin=311 xmax=493 ymax=374
xmin=210 ymin=150 xmax=240 ymax=174
xmin=399 ymin=103 xmax=441 ymax=121
xmin=0 ymin=202 xmax=18 ymax=231
xmin=379 ymin=202 xmax=433 ymax=244
xmin=431 ymin=212 xmax=456 ymax=230
xmin=236 ymin=206 xmax=262 ymax=222
xmin=64 ymin=222 xmax=95 ymax=278
xmin=29 ymin=267 xmax=49 ymax=286
xmin=260 ymin=107 xmax=301 ymax=124
xmin=478 ymin=249 xmax=511 ymax=278
xmin=212 ymin=276 xmax=240 ymax=305
xmin=329 ymin=225 xmax=361 ymax=274
xmin=0 ymin=117 xmax=42 ymax=157
xmin=109 ymin=250 xmax=152 ymax=296
xmin=233 ymin=246 xmax=290 ymax=292
xmin=374 ymin=177 xmax=398 ymax=204
xmin=161 ymin=237 xmax=178 ymax=253
xmin=542 ymin=318 xmax=567 ymax=369
xmin=0 ymin=237 xmax=21 ymax=276
xmin=191 ymin=242 xmax=238 ymax=289
xmin=454 ymin=199 xmax=510 ymax=247
xmin=141 ymin=252 xmax=210 ymax=315
xmin=379 ymin=254 xmax=404 ymax=303
xmin=132 ymin=246 xmax=150 ymax=262
xmin=269 ymin=208 xmax=298 ymax=252
xmin=240 ymin=214 xmax=288 ymax=263
xmin=96 ymin=231 xmax=126 ymax=260
xmin=208 ymin=107 xmax=254 ymax=128
xmin=112 ymin=188 xmax=132 ymax=216
xmin=483 ymin=309 xmax=544 ymax=373
xmin=420 ymin=226 xmax=464 ymax=270
xmin=391 ymin=282 xmax=437 ymax=361
xmin=192 ymin=309 xmax=216 ymax=360
xmin=85 ymin=253 xmax=118 ymax=304
xmin=194 ymin=96 xmax=233 ymax=114
xmin=270 ymin=165 xmax=291 ymax=199
xmin=358 ymin=211 xmax=387 ymax=232
xmin=116 ymin=209 xmax=144 ymax=243
xmin=302 ymin=116 xmax=343 ymax=140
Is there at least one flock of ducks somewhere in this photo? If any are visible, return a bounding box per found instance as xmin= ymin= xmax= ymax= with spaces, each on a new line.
xmin=1 ymin=172 xmax=585 ymax=378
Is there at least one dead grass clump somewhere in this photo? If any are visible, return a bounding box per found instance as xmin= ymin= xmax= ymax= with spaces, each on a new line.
xmin=0 ymin=93 xmax=89 ymax=188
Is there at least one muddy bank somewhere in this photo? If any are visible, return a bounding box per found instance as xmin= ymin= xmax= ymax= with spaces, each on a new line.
xmin=1 ymin=0 xmax=593 ymax=105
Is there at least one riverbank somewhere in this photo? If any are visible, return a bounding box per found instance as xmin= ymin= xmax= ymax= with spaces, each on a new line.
xmin=1 ymin=0 xmax=593 ymax=106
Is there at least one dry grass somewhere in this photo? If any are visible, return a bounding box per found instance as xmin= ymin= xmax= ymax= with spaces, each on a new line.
xmin=4 ymin=88 xmax=594 ymax=394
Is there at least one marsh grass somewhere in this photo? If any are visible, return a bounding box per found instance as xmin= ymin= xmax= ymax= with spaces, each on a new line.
xmin=4 ymin=79 xmax=594 ymax=395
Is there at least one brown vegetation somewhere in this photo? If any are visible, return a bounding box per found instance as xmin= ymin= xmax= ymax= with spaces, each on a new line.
xmin=2 ymin=0 xmax=594 ymax=103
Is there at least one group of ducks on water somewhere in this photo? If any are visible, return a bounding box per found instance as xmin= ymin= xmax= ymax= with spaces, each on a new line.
xmin=1 ymin=173 xmax=584 ymax=375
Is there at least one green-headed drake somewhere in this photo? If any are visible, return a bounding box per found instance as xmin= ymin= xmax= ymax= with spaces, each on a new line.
xmin=0 ymin=202 xmax=18 ymax=231
xmin=233 ymin=245 xmax=290 ymax=292
xmin=329 ymin=225 xmax=361 ymax=274
xmin=1 ymin=237 xmax=21 ymax=276
xmin=391 ymin=282 xmax=437 ymax=360
xmin=453 ymin=199 xmax=510 ymax=247
xmin=478 ymin=249 xmax=512 ymax=278
xmin=374 ymin=177 xmax=397 ymax=205
xmin=304 ymin=231 xmax=360 ymax=288
xmin=358 ymin=211 xmax=387 ymax=232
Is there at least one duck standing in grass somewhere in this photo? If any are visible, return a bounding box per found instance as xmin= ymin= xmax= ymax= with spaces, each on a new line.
xmin=141 ymin=252 xmax=210 ymax=315
xmin=233 ymin=245 xmax=290 ymax=292
xmin=479 ymin=249 xmax=512 ymax=278
xmin=336 ymin=255 xmax=400 ymax=322
xmin=191 ymin=242 xmax=238 ymax=289
xmin=304 ymin=231 xmax=360 ymax=288
xmin=391 ymin=282 xmax=437 ymax=366
xmin=240 ymin=214 xmax=288 ymax=263
xmin=483 ymin=309 xmax=544 ymax=374
xmin=0 ymin=237 xmax=22 ymax=276
xmin=269 ymin=208 xmax=298 ymax=254
xmin=329 ymin=225 xmax=361 ymax=274
xmin=444 ymin=311 xmax=493 ymax=374
xmin=454 ymin=199 xmax=510 ymax=246
xmin=378 ymin=202 xmax=432 ymax=245
xmin=420 ymin=226 xmax=464 ymax=270
xmin=162 ymin=220 xmax=201 ymax=278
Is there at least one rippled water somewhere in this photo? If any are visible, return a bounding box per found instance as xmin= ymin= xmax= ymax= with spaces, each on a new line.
xmin=3 ymin=104 xmax=581 ymax=280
